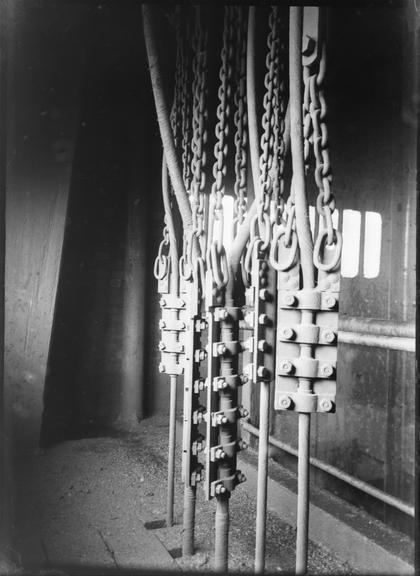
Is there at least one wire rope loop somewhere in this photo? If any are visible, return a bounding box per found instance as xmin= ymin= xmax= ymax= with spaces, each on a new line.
xmin=269 ymin=227 xmax=298 ymax=271
xmin=210 ymin=242 xmax=229 ymax=289
xmin=153 ymin=254 xmax=169 ymax=280
xmin=250 ymin=212 xmax=271 ymax=252
xmin=313 ymin=228 xmax=343 ymax=272
xmin=244 ymin=235 xmax=264 ymax=275
xmin=179 ymin=254 xmax=193 ymax=281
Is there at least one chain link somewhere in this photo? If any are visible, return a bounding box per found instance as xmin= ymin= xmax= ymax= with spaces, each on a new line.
xmin=304 ymin=40 xmax=342 ymax=270
xmin=233 ymin=6 xmax=248 ymax=231
xmin=208 ymin=6 xmax=235 ymax=288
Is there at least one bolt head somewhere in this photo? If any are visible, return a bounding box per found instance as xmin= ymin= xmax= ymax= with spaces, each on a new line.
xmin=279 ymin=395 xmax=292 ymax=409
xmin=218 ymin=308 xmax=228 ymax=320
xmin=241 ymin=408 xmax=249 ymax=418
xmin=159 ymin=298 xmax=166 ymax=307
xmin=259 ymin=288 xmax=269 ymax=301
xmin=325 ymin=296 xmax=337 ymax=309
xmin=199 ymin=349 xmax=207 ymax=360
xmin=323 ymin=330 xmax=336 ymax=344
xmin=200 ymin=320 xmax=207 ymax=330
xmin=321 ymin=363 xmax=334 ymax=377
xmin=257 ymin=366 xmax=268 ymax=378
xmin=280 ymin=360 xmax=293 ymax=374
xmin=257 ymin=339 xmax=268 ymax=352
xmin=215 ymin=484 xmax=226 ymax=495
xmin=159 ymin=319 xmax=166 ymax=329
xmin=217 ymin=344 xmax=227 ymax=356
xmin=239 ymin=473 xmax=246 ymax=483
xmin=215 ymin=448 xmax=226 ymax=460
xmin=178 ymin=299 xmax=185 ymax=307
xmin=282 ymin=327 xmax=294 ymax=340
xmin=320 ymin=399 xmax=333 ymax=412
xmin=282 ymin=294 xmax=296 ymax=307
xmin=258 ymin=314 xmax=269 ymax=325
xmin=158 ymin=342 xmax=166 ymax=351
xmin=217 ymin=378 xmax=227 ymax=390
xmin=158 ymin=363 xmax=166 ymax=374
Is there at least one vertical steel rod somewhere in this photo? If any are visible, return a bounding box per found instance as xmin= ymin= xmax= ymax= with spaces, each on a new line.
xmin=255 ymin=380 xmax=270 ymax=573
xmin=296 ymin=412 xmax=310 ymax=574
xmin=182 ymin=484 xmax=196 ymax=555
xmin=166 ymin=374 xmax=177 ymax=527
xmin=215 ymin=494 xmax=230 ymax=570
xmin=290 ymin=7 xmax=314 ymax=574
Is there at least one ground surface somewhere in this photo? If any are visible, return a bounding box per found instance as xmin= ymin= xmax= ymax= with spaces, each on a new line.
xmin=8 ymin=414 xmax=355 ymax=574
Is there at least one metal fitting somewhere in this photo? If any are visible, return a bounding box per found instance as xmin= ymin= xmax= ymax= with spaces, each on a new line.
xmin=216 ymin=378 xmax=227 ymax=390
xmin=237 ymin=440 xmax=248 ymax=451
xmin=280 ymin=360 xmax=293 ymax=374
xmin=217 ymin=308 xmax=229 ymax=320
xmin=178 ymin=299 xmax=185 ymax=307
xmin=320 ymin=363 xmax=334 ymax=377
xmin=158 ymin=319 xmax=166 ymax=330
xmin=282 ymin=327 xmax=295 ymax=340
xmin=325 ymin=296 xmax=337 ymax=309
xmin=257 ymin=366 xmax=269 ymax=379
xmin=302 ymin=34 xmax=316 ymax=56
xmin=238 ymin=407 xmax=249 ymax=418
xmin=282 ymin=294 xmax=297 ymax=307
xmin=279 ymin=395 xmax=292 ymax=409
xmin=215 ymin=414 xmax=228 ymax=426
xmin=195 ymin=349 xmax=207 ymax=362
xmin=320 ymin=398 xmax=333 ymax=412
xmin=323 ymin=329 xmax=336 ymax=344
xmin=240 ymin=374 xmax=249 ymax=385
xmin=237 ymin=473 xmax=247 ymax=484
xmin=215 ymin=484 xmax=227 ymax=495
xmin=158 ymin=363 xmax=166 ymax=374
xmin=194 ymin=378 xmax=206 ymax=393
xmin=258 ymin=314 xmax=269 ymax=325
xmin=159 ymin=298 xmax=166 ymax=307
xmin=158 ymin=341 xmax=166 ymax=351
xmin=215 ymin=448 xmax=226 ymax=460
xmin=196 ymin=319 xmax=207 ymax=331
xmin=257 ymin=339 xmax=268 ymax=352
xmin=259 ymin=288 xmax=269 ymax=301
xmin=244 ymin=311 xmax=254 ymax=326
xmin=217 ymin=343 xmax=227 ymax=356
xmin=243 ymin=337 xmax=253 ymax=351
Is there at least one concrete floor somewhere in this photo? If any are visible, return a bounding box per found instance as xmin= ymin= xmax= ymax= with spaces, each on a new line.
xmin=6 ymin=415 xmax=355 ymax=574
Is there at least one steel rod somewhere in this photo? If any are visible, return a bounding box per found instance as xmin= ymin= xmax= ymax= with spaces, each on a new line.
xmin=215 ymin=494 xmax=230 ymax=570
xmin=296 ymin=412 xmax=310 ymax=575
xmin=338 ymin=317 xmax=415 ymax=339
xmin=255 ymin=381 xmax=270 ymax=574
xmin=338 ymin=331 xmax=415 ymax=352
xmin=166 ymin=375 xmax=177 ymax=527
xmin=182 ymin=484 xmax=196 ymax=556
xmin=241 ymin=422 xmax=415 ymax=518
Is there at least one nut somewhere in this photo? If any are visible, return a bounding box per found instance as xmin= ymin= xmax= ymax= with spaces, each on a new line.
xmin=158 ymin=342 xmax=166 ymax=351
xmin=257 ymin=339 xmax=268 ymax=352
xmin=279 ymin=395 xmax=292 ymax=409
xmin=323 ymin=330 xmax=336 ymax=344
xmin=217 ymin=343 xmax=227 ymax=356
xmin=217 ymin=308 xmax=228 ymax=320
xmin=259 ymin=288 xmax=269 ymax=301
xmin=215 ymin=484 xmax=226 ymax=495
xmin=178 ymin=299 xmax=185 ymax=307
xmin=282 ymin=327 xmax=294 ymax=340
xmin=325 ymin=296 xmax=336 ymax=309
xmin=257 ymin=366 xmax=269 ymax=379
xmin=240 ymin=374 xmax=249 ymax=385
xmin=282 ymin=294 xmax=297 ymax=307
xmin=321 ymin=363 xmax=334 ymax=377
xmin=159 ymin=298 xmax=166 ymax=307
xmin=159 ymin=319 xmax=166 ymax=329
xmin=158 ymin=363 xmax=166 ymax=374
xmin=320 ymin=398 xmax=333 ymax=412
xmin=280 ymin=360 xmax=293 ymax=374
xmin=258 ymin=314 xmax=269 ymax=325
xmin=215 ymin=448 xmax=226 ymax=460
xmin=237 ymin=473 xmax=247 ymax=483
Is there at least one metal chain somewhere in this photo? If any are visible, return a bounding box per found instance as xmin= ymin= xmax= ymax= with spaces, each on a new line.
xmin=233 ymin=6 xmax=248 ymax=231
xmin=270 ymin=8 xmax=287 ymax=228
xmin=180 ymin=12 xmax=193 ymax=192
xmin=305 ymin=41 xmax=342 ymax=270
xmin=255 ymin=6 xmax=280 ymax=251
xmin=207 ymin=6 xmax=235 ymax=288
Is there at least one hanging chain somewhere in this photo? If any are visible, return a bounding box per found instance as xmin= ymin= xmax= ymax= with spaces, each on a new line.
xmin=180 ymin=12 xmax=193 ymax=193
xmin=233 ymin=6 xmax=248 ymax=231
xmin=304 ymin=40 xmax=342 ymax=271
xmin=180 ymin=7 xmax=208 ymax=286
xmin=207 ymin=6 xmax=235 ymax=289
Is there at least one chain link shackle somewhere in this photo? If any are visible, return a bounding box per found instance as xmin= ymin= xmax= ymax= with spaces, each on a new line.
xmin=207 ymin=6 xmax=235 ymax=289
xmin=302 ymin=21 xmax=342 ymax=272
